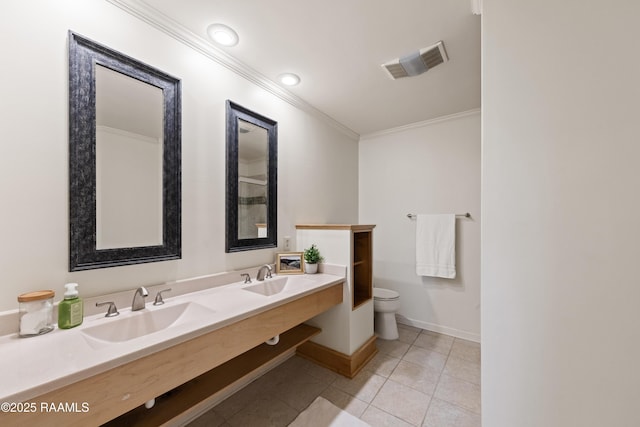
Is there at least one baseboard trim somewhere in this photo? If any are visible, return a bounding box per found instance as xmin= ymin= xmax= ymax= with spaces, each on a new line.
xmin=297 ymin=335 xmax=378 ymax=378
xmin=396 ymin=315 xmax=481 ymax=343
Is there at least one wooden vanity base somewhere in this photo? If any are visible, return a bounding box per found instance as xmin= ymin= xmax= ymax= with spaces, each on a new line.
xmin=105 ymin=324 xmax=321 ymax=426
xmin=296 ymin=335 xmax=378 ymax=378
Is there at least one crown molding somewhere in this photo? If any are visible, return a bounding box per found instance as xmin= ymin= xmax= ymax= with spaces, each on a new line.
xmin=106 ymin=0 xmax=360 ymax=141
xmin=360 ymin=108 xmax=481 ymax=140
xmin=471 ymin=0 xmax=483 ymax=16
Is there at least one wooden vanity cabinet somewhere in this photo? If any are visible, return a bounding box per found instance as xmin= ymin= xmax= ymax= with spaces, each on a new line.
xmin=3 ymin=283 xmax=343 ymax=427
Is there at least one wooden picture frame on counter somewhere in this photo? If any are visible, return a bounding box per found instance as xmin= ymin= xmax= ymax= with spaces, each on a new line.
xmin=276 ymin=252 xmax=305 ymax=274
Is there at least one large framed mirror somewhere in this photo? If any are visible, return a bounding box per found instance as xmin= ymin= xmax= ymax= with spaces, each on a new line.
xmin=68 ymin=31 xmax=181 ymax=271
xmin=226 ymin=101 xmax=277 ymax=252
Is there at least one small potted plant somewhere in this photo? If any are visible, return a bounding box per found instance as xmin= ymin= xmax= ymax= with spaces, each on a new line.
xmin=303 ymin=244 xmax=323 ymax=274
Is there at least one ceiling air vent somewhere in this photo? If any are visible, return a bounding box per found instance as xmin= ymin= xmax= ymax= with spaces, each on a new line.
xmin=381 ymin=41 xmax=448 ymax=80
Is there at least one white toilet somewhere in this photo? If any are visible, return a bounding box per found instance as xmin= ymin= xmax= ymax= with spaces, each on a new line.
xmin=373 ymin=287 xmax=400 ymax=340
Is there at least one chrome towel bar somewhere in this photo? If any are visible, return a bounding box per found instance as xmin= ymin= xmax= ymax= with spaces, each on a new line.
xmin=407 ymin=213 xmax=471 ymax=219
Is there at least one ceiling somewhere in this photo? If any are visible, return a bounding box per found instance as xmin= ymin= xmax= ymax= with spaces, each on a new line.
xmin=130 ymin=0 xmax=480 ymax=136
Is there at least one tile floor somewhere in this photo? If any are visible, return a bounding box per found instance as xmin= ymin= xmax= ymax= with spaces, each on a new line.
xmin=188 ymin=324 xmax=480 ymax=427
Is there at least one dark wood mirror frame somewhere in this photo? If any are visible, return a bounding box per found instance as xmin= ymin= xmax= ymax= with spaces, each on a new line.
xmin=225 ymin=100 xmax=277 ymax=253
xmin=68 ymin=31 xmax=181 ymax=271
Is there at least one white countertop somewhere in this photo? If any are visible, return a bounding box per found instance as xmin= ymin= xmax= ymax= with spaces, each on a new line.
xmin=0 ymin=272 xmax=344 ymax=402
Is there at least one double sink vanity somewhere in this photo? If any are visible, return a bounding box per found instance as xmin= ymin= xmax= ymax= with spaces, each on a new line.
xmin=0 ymin=268 xmax=345 ymax=426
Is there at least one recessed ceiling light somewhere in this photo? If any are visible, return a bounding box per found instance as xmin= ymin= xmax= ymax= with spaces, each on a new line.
xmin=207 ymin=23 xmax=239 ymax=47
xmin=278 ymin=73 xmax=301 ymax=86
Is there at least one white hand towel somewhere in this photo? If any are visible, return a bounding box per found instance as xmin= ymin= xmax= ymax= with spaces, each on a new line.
xmin=416 ymin=214 xmax=456 ymax=278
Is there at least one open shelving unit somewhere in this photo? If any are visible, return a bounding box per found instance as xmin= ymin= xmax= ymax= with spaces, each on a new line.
xmin=352 ymin=229 xmax=373 ymax=309
xmin=104 ymin=325 xmax=320 ymax=426
xmin=296 ymin=224 xmax=377 ymax=377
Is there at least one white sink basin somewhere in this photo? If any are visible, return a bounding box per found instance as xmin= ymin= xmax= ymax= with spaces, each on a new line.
xmin=81 ymin=302 xmax=214 ymax=344
xmin=242 ymin=277 xmax=298 ymax=297
xmin=243 ymin=277 xmax=290 ymax=296
xmin=242 ymin=276 xmax=317 ymax=296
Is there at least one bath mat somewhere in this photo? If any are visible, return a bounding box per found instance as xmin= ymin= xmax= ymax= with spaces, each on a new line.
xmin=288 ymin=396 xmax=371 ymax=427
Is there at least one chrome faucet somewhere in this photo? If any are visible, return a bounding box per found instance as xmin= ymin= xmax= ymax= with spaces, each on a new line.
xmin=96 ymin=301 xmax=119 ymax=317
xmin=256 ymin=264 xmax=273 ymax=281
xmin=131 ymin=286 xmax=149 ymax=311
xmin=153 ymin=288 xmax=172 ymax=306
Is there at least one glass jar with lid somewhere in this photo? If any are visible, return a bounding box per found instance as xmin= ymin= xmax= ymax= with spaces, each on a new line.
xmin=18 ymin=290 xmax=55 ymax=337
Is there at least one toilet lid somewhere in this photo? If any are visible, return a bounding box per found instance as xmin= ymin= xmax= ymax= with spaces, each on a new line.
xmin=373 ymin=288 xmax=399 ymax=301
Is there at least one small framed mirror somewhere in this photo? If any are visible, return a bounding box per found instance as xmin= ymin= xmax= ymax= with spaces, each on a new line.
xmin=69 ymin=32 xmax=181 ymax=271
xmin=225 ymin=101 xmax=277 ymax=252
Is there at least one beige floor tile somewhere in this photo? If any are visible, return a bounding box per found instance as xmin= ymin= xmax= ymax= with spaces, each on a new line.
xmin=226 ymin=396 xmax=298 ymax=427
xmin=295 ymin=356 xmax=340 ymax=384
xmin=186 ymin=408 xmax=226 ymax=427
xmin=361 ymin=405 xmax=416 ymax=427
xmin=397 ymin=324 xmax=421 ymax=344
xmin=214 ymin=377 xmax=273 ymax=420
xmin=371 ymin=379 xmax=432 ymax=426
xmin=397 ymin=323 xmax=422 ymax=333
xmin=193 ymin=335 xmax=482 ymax=426
xmin=449 ymin=339 xmax=481 ymax=364
xmin=423 ymin=398 xmax=481 ymax=427
xmin=265 ymin=356 xmax=308 ymax=381
xmin=402 ymin=346 xmax=448 ymax=372
xmin=443 ymin=356 xmax=481 ymax=386
xmin=332 ymin=369 xmax=387 ymax=403
xmin=389 ymin=360 xmax=441 ymax=395
xmin=434 ymin=374 xmax=481 ymax=415
xmin=320 ymin=385 xmax=369 ymax=418
xmin=413 ymin=331 xmax=455 ymax=356
xmin=376 ymin=338 xmax=411 ymax=359
xmin=275 ymin=371 xmax=331 ymax=411
xmin=255 ymin=358 xmax=306 ymax=395
xmin=366 ymin=352 xmax=402 ymax=378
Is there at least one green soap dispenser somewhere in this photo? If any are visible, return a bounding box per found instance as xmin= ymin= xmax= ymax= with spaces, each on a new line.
xmin=58 ymin=283 xmax=83 ymax=329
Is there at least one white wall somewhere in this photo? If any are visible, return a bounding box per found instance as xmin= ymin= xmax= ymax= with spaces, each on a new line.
xmin=0 ymin=0 xmax=358 ymax=312
xmin=483 ymin=1 xmax=640 ymax=426
xmin=359 ymin=111 xmax=481 ymax=341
